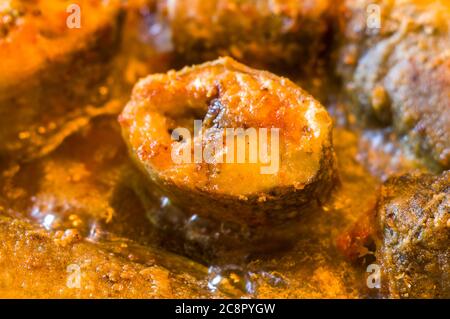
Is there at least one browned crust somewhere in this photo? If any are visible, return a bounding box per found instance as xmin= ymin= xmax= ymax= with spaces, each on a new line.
xmin=376 ymin=171 xmax=450 ymax=298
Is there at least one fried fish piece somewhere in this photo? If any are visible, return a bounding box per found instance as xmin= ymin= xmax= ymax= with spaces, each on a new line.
xmin=120 ymin=57 xmax=336 ymax=230
xmin=0 ymin=0 xmax=123 ymax=159
xmin=377 ymin=171 xmax=449 ymax=298
xmin=338 ymin=0 xmax=450 ymax=169
xmin=156 ymin=0 xmax=334 ymax=70
xmin=0 ymin=215 xmax=217 ymax=298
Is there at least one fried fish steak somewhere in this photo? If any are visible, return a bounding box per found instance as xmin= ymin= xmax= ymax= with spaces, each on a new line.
xmin=0 ymin=0 xmax=123 ymax=158
xmin=377 ymin=171 xmax=449 ymax=298
xmin=120 ymin=57 xmax=336 ymax=228
xmin=156 ymin=0 xmax=334 ymax=70
xmin=338 ymin=0 xmax=450 ymax=169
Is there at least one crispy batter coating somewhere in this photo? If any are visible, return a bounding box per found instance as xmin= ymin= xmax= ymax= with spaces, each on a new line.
xmin=157 ymin=0 xmax=334 ymax=69
xmin=120 ymin=57 xmax=336 ymax=228
xmin=338 ymin=0 xmax=450 ymax=169
xmin=377 ymin=171 xmax=449 ymax=298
